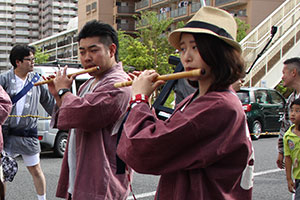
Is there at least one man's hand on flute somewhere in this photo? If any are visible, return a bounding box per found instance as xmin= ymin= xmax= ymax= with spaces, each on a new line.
xmin=47 ymin=66 xmax=76 ymax=107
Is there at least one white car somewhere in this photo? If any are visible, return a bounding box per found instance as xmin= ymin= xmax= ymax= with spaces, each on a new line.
xmin=34 ymin=66 xmax=90 ymax=157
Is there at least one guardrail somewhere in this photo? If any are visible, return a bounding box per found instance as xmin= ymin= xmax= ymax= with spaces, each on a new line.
xmin=240 ymin=0 xmax=300 ymax=87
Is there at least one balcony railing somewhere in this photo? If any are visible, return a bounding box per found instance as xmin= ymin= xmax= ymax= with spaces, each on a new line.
xmin=170 ymin=7 xmax=187 ymax=18
xmin=152 ymin=0 xmax=166 ymax=4
xmin=118 ymin=6 xmax=135 ymax=14
xmin=117 ymin=23 xmax=136 ymax=31
xmin=215 ymin=0 xmax=237 ymax=6
xmin=157 ymin=12 xmax=167 ymax=21
xmin=135 ymin=0 xmax=149 ymax=10
xmin=191 ymin=2 xmax=201 ymax=13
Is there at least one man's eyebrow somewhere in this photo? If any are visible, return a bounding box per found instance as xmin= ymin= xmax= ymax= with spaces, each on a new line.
xmin=79 ymin=44 xmax=98 ymax=50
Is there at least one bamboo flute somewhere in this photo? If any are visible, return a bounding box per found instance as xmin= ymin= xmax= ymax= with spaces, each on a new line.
xmin=34 ymin=66 xmax=100 ymax=86
xmin=114 ymin=69 xmax=202 ymax=88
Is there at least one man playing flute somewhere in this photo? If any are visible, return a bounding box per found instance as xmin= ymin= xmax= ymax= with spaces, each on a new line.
xmin=48 ymin=20 xmax=132 ymax=200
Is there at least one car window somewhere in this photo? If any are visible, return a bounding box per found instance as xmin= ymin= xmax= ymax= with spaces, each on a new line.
xmin=254 ymin=90 xmax=270 ymax=104
xmin=269 ymin=90 xmax=285 ymax=104
xmin=237 ymin=91 xmax=250 ymax=104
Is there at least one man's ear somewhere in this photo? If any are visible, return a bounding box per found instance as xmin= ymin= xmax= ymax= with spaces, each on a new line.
xmin=109 ymin=43 xmax=117 ymax=58
xmin=293 ymin=68 xmax=298 ymax=77
xmin=15 ymin=59 xmax=22 ymax=67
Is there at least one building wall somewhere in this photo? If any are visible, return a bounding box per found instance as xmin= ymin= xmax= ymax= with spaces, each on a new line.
xmin=78 ymin=0 xmax=137 ymax=33
xmin=246 ymin=0 xmax=285 ymax=30
xmin=0 ymin=0 xmax=77 ymax=72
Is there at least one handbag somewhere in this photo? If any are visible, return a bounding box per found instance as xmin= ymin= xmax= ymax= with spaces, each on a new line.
xmin=1 ymin=151 xmax=18 ymax=182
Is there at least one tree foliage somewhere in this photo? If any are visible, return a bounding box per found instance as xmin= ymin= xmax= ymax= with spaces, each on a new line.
xmin=34 ymin=46 xmax=50 ymax=64
xmin=118 ymin=13 xmax=251 ymax=74
xmin=235 ymin=18 xmax=250 ymax=42
xmin=119 ymin=11 xmax=176 ymax=74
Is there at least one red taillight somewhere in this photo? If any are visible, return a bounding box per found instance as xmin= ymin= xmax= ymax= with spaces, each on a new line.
xmin=243 ymin=104 xmax=252 ymax=112
xmin=38 ymin=136 xmax=43 ymax=141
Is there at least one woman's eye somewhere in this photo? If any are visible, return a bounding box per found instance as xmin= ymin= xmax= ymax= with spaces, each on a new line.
xmin=192 ymin=46 xmax=198 ymax=50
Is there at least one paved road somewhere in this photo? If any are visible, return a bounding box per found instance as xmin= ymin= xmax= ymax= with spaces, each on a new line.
xmin=4 ymin=137 xmax=294 ymax=200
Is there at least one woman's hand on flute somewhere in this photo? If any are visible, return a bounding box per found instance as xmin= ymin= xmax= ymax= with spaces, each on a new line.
xmin=132 ymin=70 xmax=165 ymax=96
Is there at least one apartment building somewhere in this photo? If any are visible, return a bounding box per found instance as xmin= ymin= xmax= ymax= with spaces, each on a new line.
xmin=78 ymin=0 xmax=137 ymax=34
xmin=0 ymin=0 xmax=77 ymax=72
xmin=135 ymin=0 xmax=285 ymax=31
xmin=31 ymin=0 xmax=285 ymax=66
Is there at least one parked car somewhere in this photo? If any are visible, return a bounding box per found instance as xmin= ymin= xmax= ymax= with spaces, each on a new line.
xmin=236 ymin=87 xmax=286 ymax=140
xmin=34 ymin=65 xmax=90 ymax=157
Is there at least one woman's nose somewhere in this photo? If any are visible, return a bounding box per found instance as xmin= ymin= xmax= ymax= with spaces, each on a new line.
xmin=183 ymin=51 xmax=192 ymax=63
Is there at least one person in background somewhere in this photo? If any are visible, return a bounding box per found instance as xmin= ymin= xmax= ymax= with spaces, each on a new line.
xmin=284 ymin=98 xmax=300 ymax=199
xmin=48 ymin=20 xmax=132 ymax=200
xmin=0 ymin=45 xmax=55 ymax=200
xmin=117 ymin=6 xmax=254 ymax=200
xmin=277 ymin=57 xmax=300 ymax=169
xmin=0 ymin=86 xmax=12 ymax=199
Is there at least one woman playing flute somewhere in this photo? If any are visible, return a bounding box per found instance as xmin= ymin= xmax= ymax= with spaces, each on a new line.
xmin=117 ymin=6 xmax=254 ymax=200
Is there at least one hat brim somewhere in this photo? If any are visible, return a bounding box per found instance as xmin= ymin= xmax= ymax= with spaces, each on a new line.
xmin=168 ymin=27 xmax=242 ymax=53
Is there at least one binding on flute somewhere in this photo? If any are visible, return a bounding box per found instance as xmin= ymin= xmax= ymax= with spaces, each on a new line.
xmin=114 ymin=69 xmax=204 ymax=88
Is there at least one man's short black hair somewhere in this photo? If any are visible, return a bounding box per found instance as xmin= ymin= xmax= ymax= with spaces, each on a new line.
xmin=78 ymin=20 xmax=119 ymax=62
xmin=291 ymin=98 xmax=300 ymax=107
xmin=9 ymin=45 xmax=35 ymax=69
xmin=284 ymin=57 xmax=300 ymax=76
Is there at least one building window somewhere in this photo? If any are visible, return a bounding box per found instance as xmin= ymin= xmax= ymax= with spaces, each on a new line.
xmin=86 ymin=4 xmax=91 ymax=13
xmin=92 ymin=2 xmax=97 ymax=10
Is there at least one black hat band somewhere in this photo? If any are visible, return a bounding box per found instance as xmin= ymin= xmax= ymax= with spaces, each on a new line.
xmin=184 ymin=21 xmax=233 ymax=40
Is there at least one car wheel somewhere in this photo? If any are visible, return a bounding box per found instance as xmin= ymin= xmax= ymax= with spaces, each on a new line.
xmin=251 ymin=120 xmax=262 ymax=140
xmin=54 ymin=132 xmax=68 ymax=158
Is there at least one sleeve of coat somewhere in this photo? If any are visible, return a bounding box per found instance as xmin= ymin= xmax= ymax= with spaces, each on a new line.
xmin=57 ymin=83 xmax=131 ymax=132
xmin=117 ymin=94 xmax=251 ymax=175
xmin=39 ymin=84 xmax=56 ymax=116
xmin=0 ymin=85 xmax=12 ymax=124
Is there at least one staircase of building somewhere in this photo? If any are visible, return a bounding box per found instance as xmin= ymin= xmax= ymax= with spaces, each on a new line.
xmin=240 ymin=0 xmax=300 ymax=89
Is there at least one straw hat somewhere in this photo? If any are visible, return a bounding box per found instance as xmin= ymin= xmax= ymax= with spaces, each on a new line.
xmin=168 ymin=6 xmax=241 ymax=52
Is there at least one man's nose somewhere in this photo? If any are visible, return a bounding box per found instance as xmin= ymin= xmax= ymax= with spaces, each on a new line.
xmin=83 ymin=52 xmax=92 ymax=61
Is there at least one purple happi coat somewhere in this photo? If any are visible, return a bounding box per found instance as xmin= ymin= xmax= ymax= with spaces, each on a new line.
xmin=54 ymin=63 xmax=132 ymax=200
xmin=117 ymin=89 xmax=254 ymax=200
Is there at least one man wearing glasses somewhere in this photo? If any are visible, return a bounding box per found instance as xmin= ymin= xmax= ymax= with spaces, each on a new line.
xmin=0 ymin=45 xmax=55 ymax=200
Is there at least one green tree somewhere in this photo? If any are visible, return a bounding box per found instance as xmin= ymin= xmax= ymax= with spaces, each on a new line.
xmin=135 ymin=11 xmax=175 ymax=74
xmin=33 ymin=46 xmax=50 ymax=64
xmin=235 ymin=18 xmax=250 ymax=42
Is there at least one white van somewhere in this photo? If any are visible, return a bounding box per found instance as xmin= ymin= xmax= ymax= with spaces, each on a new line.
xmin=34 ymin=66 xmax=91 ymax=157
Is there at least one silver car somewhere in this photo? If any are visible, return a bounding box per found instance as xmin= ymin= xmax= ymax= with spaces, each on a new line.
xmin=35 ymin=66 xmax=90 ymax=157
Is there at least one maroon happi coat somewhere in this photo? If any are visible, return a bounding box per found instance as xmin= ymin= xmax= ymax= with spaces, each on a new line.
xmin=53 ymin=63 xmax=132 ymax=200
xmin=0 ymin=85 xmax=12 ymax=152
xmin=117 ymin=89 xmax=254 ymax=200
